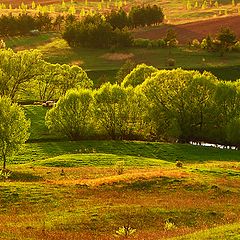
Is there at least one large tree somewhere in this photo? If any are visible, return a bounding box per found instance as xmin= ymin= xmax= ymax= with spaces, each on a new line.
xmin=0 ymin=49 xmax=42 ymax=100
xmin=0 ymin=96 xmax=30 ymax=170
xmin=45 ymin=89 xmax=94 ymax=140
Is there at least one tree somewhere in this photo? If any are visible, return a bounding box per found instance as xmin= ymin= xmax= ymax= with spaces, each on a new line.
xmin=115 ymin=59 xmax=137 ymax=84
xmin=0 ymin=96 xmax=30 ymax=170
xmin=216 ymin=27 xmax=237 ymax=56
xmin=45 ymin=89 xmax=94 ymax=140
xmin=121 ymin=64 xmax=157 ymax=88
xmin=141 ymin=68 xmax=217 ymax=142
xmin=164 ymin=29 xmax=178 ymax=56
xmin=94 ymin=83 xmax=147 ymax=139
xmin=106 ymin=8 xmax=129 ymax=30
xmin=0 ymin=49 xmax=42 ymax=100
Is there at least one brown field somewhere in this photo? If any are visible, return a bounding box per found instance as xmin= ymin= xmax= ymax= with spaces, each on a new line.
xmin=133 ymin=15 xmax=240 ymax=44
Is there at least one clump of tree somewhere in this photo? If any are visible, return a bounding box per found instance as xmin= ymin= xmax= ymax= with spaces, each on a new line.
xmin=45 ymin=66 xmax=240 ymax=147
xmin=45 ymin=89 xmax=94 ymax=140
xmin=0 ymin=48 xmax=92 ymax=102
xmin=0 ymin=96 xmax=30 ymax=170
xmin=200 ymin=27 xmax=238 ymax=56
xmin=63 ymin=14 xmax=133 ymax=48
xmin=0 ymin=13 xmax=55 ymax=36
xmin=128 ymin=5 xmax=164 ymax=28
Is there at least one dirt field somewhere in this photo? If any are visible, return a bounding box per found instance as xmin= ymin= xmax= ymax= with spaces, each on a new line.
xmin=133 ymin=15 xmax=240 ymax=44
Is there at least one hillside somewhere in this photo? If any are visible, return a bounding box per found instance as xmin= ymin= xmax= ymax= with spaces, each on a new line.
xmin=133 ymin=15 xmax=240 ymax=44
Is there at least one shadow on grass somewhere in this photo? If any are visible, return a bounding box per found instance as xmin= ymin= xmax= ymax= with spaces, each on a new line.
xmin=10 ymin=171 xmax=43 ymax=182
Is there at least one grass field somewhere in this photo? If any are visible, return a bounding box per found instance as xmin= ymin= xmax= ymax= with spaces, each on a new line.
xmin=5 ymin=34 xmax=240 ymax=83
xmin=0 ymin=105 xmax=240 ymax=239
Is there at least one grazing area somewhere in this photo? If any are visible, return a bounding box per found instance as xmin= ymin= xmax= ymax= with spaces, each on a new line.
xmin=0 ymin=105 xmax=239 ymax=239
xmin=2 ymin=139 xmax=240 ymax=239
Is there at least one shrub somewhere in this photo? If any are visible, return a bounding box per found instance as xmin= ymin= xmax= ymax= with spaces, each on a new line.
xmin=191 ymin=39 xmax=200 ymax=48
xmin=133 ymin=38 xmax=150 ymax=48
xmin=167 ymin=58 xmax=176 ymax=66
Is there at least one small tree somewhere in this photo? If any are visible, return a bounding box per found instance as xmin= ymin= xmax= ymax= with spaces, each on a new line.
xmin=216 ymin=27 xmax=237 ymax=56
xmin=0 ymin=96 xmax=30 ymax=170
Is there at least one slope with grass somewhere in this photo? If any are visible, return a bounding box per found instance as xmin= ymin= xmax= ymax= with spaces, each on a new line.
xmin=1 ymin=104 xmax=240 ymax=239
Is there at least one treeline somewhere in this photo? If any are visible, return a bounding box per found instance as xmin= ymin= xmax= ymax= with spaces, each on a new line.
xmin=0 ymin=49 xmax=92 ymax=101
xmin=0 ymin=5 xmax=163 ymax=39
xmin=0 ymin=13 xmax=62 ymax=36
xmin=46 ymin=65 xmax=240 ymax=148
xmin=63 ymin=5 xmax=164 ymax=48
xmin=63 ymin=14 xmax=133 ymax=48
xmin=1 ymin=48 xmax=239 ymax=147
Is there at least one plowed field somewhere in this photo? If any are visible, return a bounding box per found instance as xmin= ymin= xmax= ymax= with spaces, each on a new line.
xmin=133 ymin=15 xmax=240 ymax=44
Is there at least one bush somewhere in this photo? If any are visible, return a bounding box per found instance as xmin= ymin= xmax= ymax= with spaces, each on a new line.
xmin=133 ymin=38 xmax=150 ymax=48
xmin=167 ymin=58 xmax=176 ymax=66
xmin=191 ymin=39 xmax=200 ymax=48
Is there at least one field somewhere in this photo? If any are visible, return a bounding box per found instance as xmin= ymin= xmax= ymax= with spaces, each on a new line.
xmin=4 ymin=33 xmax=240 ymax=83
xmin=0 ymin=105 xmax=240 ymax=239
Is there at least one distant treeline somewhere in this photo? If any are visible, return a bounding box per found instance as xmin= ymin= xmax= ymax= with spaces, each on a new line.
xmin=63 ymin=5 xmax=164 ymax=48
xmin=0 ymin=5 xmax=163 ymax=38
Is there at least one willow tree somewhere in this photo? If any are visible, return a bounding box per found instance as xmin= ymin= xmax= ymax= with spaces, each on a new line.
xmin=0 ymin=49 xmax=42 ymax=100
xmin=0 ymin=96 xmax=30 ymax=170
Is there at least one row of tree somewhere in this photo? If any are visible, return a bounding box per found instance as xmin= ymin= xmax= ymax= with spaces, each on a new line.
xmin=46 ymin=65 xmax=240 ymax=147
xmin=63 ymin=5 xmax=164 ymax=48
xmin=0 ymin=49 xmax=92 ymax=101
xmin=106 ymin=5 xmax=164 ymax=29
xmin=0 ymin=5 xmax=164 ymax=37
xmin=63 ymin=13 xmax=133 ymax=48
xmin=0 ymin=13 xmax=59 ymax=36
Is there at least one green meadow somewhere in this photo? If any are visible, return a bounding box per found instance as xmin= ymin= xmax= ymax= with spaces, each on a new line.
xmin=1 ymin=105 xmax=240 ymax=239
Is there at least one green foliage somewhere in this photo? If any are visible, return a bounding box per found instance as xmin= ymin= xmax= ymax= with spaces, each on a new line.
xmin=121 ymin=63 xmax=158 ymax=88
xmin=106 ymin=8 xmax=129 ymax=30
xmin=216 ymin=27 xmax=237 ymax=56
xmin=46 ymin=89 xmax=94 ymax=140
xmin=63 ymin=14 xmax=133 ymax=48
xmin=141 ymin=68 xmax=218 ymax=142
xmin=129 ymin=5 xmax=164 ymax=28
xmin=0 ymin=48 xmax=42 ymax=100
xmin=94 ymin=83 xmax=147 ymax=139
xmin=115 ymin=59 xmax=137 ymax=84
xmin=0 ymin=96 xmax=30 ymax=169
xmin=114 ymin=226 xmax=136 ymax=238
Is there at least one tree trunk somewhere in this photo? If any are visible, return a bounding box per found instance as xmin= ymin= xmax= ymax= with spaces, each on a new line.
xmin=3 ymin=154 xmax=6 ymax=170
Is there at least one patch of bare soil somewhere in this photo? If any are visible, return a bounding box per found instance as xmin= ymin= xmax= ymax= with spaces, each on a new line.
xmin=133 ymin=15 xmax=240 ymax=44
xmin=101 ymin=52 xmax=134 ymax=61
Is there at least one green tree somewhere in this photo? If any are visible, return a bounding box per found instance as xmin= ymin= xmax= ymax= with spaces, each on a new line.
xmin=57 ymin=64 xmax=93 ymax=95
xmin=0 ymin=96 xmax=30 ymax=170
xmin=94 ymin=83 xmax=146 ymax=139
xmin=213 ymin=81 xmax=240 ymax=144
xmin=45 ymin=89 xmax=94 ymax=140
xmin=141 ymin=68 xmax=217 ymax=142
xmin=115 ymin=59 xmax=137 ymax=84
xmin=0 ymin=49 xmax=42 ymax=100
xmin=121 ymin=63 xmax=157 ymax=87
xmin=216 ymin=27 xmax=237 ymax=56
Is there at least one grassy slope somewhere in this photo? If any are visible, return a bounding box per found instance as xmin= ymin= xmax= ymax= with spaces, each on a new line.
xmin=6 ymin=35 xmax=240 ymax=84
xmin=172 ymin=223 xmax=240 ymax=240
xmin=1 ymin=105 xmax=240 ymax=240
